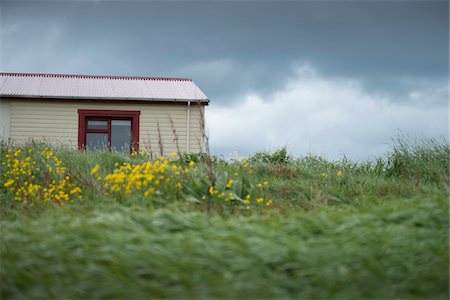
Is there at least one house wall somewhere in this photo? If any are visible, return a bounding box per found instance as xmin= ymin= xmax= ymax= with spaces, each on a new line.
xmin=7 ymin=98 xmax=205 ymax=154
xmin=0 ymin=98 xmax=11 ymax=139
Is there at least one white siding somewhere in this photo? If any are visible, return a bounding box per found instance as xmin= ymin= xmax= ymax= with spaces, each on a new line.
xmin=0 ymin=98 xmax=11 ymax=139
xmin=8 ymin=99 xmax=205 ymax=154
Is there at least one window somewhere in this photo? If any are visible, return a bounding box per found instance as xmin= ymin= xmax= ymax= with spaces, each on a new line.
xmin=78 ymin=110 xmax=140 ymax=153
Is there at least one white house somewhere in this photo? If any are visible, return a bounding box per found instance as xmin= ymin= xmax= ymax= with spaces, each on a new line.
xmin=0 ymin=72 xmax=209 ymax=154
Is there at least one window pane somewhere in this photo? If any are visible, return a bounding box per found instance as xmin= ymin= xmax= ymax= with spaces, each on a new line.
xmin=111 ymin=120 xmax=131 ymax=153
xmin=86 ymin=133 xmax=108 ymax=150
xmin=88 ymin=120 xmax=108 ymax=130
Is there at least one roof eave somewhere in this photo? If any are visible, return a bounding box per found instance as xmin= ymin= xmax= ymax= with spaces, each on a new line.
xmin=0 ymin=94 xmax=210 ymax=103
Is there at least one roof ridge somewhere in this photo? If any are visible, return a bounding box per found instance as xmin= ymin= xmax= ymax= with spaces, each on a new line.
xmin=0 ymin=72 xmax=192 ymax=82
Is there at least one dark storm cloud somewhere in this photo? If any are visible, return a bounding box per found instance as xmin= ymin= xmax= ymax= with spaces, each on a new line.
xmin=1 ymin=0 xmax=448 ymax=103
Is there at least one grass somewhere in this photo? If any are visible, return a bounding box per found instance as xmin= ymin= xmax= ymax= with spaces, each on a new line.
xmin=1 ymin=137 xmax=449 ymax=299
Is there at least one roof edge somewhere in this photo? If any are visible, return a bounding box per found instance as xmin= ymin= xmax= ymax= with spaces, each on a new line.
xmin=0 ymin=94 xmax=209 ymax=103
xmin=0 ymin=72 xmax=193 ymax=82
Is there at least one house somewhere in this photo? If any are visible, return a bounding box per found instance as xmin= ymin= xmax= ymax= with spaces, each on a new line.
xmin=0 ymin=72 xmax=209 ymax=154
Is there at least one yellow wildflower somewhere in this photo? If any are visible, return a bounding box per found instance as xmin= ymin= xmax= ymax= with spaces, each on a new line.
xmin=209 ymin=186 xmax=215 ymax=195
xmin=90 ymin=164 xmax=100 ymax=175
xmin=144 ymin=187 xmax=155 ymax=196
xmin=4 ymin=179 xmax=14 ymax=187
xmin=226 ymin=179 xmax=234 ymax=189
xmin=70 ymin=187 xmax=82 ymax=194
xmin=337 ymin=170 xmax=342 ymax=177
xmin=188 ymin=161 xmax=195 ymax=167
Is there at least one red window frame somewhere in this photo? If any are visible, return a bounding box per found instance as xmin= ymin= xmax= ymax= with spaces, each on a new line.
xmin=78 ymin=109 xmax=140 ymax=152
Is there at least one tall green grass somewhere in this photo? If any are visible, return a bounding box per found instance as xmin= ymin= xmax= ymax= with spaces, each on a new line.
xmin=385 ymin=135 xmax=449 ymax=187
xmin=1 ymin=137 xmax=448 ymax=299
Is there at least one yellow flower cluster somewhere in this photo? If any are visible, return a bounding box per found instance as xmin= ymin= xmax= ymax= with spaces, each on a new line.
xmin=256 ymin=181 xmax=268 ymax=188
xmin=241 ymin=159 xmax=254 ymax=174
xmin=242 ymin=181 xmax=272 ymax=207
xmin=206 ymin=178 xmax=272 ymax=208
xmin=321 ymin=170 xmax=343 ymax=178
xmin=100 ymin=157 xmax=190 ymax=197
xmin=207 ymin=185 xmax=235 ymax=202
xmin=1 ymin=147 xmax=82 ymax=204
xmin=99 ymin=157 xmax=273 ymax=209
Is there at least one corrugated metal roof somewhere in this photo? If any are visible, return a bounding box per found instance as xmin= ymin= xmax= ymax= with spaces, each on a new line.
xmin=0 ymin=72 xmax=209 ymax=102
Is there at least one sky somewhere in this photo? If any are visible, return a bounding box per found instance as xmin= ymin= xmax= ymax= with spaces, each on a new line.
xmin=1 ymin=0 xmax=448 ymax=161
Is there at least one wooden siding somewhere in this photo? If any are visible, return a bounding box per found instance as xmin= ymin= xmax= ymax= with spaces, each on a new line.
xmin=8 ymin=99 xmax=205 ymax=154
xmin=0 ymin=98 xmax=11 ymax=139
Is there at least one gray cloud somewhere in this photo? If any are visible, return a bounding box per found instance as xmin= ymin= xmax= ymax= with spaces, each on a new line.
xmin=207 ymin=64 xmax=448 ymax=161
xmin=1 ymin=0 xmax=448 ymax=159
xmin=2 ymin=1 xmax=447 ymax=79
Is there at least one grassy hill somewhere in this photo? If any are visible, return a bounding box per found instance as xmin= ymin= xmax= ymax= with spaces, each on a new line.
xmin=1 ymin=138 xmax=448 ymax=299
